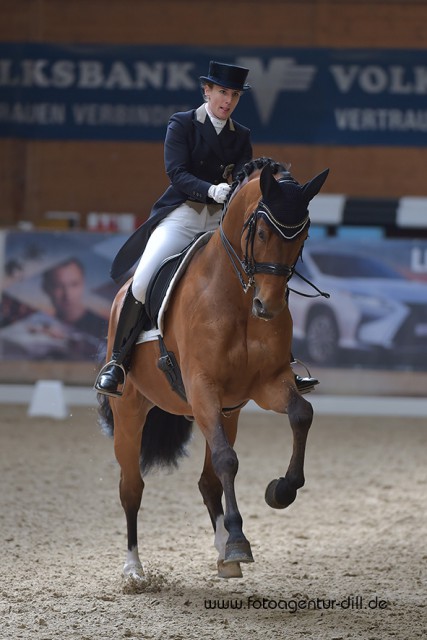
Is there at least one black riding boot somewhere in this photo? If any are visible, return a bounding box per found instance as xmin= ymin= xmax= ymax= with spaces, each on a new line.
xmin=291 ymin=354 xmax=319 ymax=395
xmin=95 ymin=287 xmax=146 ymax=397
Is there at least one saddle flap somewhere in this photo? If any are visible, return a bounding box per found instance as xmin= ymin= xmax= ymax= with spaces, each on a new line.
xmin=145 ymin=231 xmax=213 ymax=328
xmin=145 ymin=253 xmax=183 ymax=325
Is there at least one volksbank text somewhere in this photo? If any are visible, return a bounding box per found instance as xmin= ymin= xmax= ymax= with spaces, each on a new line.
xmin=204 ymin=595 xmax=388 ymax=612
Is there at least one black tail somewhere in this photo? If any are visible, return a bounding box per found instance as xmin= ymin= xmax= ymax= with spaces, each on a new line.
xmin=95 ymin=337 xmax=114 ymax=437
xmin=140 ymin=407 xmax=193 ymax=476
xmin=96 ymin=393 xmax=193 ymax=475
xmin=97 ymin=392 xmax=114 ymax=437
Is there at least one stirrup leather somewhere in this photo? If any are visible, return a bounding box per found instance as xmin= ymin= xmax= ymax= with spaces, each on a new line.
xmin=94 ymin=360 xmax=127 ymax=398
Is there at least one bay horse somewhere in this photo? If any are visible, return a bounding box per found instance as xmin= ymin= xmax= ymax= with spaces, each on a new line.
xmin=97 ymin=157 xmax=329 ymax=584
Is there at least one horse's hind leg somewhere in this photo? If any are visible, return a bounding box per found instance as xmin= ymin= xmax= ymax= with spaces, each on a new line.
xmin=198 ymin=412 xmax=242 ymax=578
xmin=265 ymin=390 xmax=313 ymax=509
xmin=110 ymin=388 xmax=148 ymax=582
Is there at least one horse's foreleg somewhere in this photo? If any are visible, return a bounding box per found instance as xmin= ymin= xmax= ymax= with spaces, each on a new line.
xmin=195 ymin=405 xmax=253 ymax=568
xmin=198 ymin=413 xmax=243 ymax=577
xmin=211 ymin=432 xmax=253 ymax=565
xmin=265 ymin=390 xmax=313 ymax=509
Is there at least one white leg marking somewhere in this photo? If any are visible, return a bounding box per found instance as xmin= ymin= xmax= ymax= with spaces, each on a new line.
xmin=214 ymin=515 xmax=242 ymax=578
xmin=123 ymin=546 xmax=143 ymax=579
xmin=214 ymin=515 xmax=228 ymax=561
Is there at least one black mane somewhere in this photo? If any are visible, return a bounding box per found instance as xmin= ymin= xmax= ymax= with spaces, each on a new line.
xmin=226 ymin=157 xmax=293 ymax=205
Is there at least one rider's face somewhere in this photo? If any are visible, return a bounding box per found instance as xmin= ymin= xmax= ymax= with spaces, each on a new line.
xmin=205 ymin=84 xmax=242 ymax=120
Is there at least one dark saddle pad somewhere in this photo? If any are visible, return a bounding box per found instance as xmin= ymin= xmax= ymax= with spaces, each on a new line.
xmin=145 ymin=233 xmax=206 ymax=326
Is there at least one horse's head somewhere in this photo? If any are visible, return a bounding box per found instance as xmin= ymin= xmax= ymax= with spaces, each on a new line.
xmin=239 ymin=163 xmax=329 ymax=320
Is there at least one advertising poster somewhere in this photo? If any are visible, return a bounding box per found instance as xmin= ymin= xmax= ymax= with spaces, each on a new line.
xmin=290 ymin=237 xmax=427 ymax=371
xmin=0 ymin=230 xmax=126 ymax=361
xmin=1 ymin=231 xmax=426 ymax=371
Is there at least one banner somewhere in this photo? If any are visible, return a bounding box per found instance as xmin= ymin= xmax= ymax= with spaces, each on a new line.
xmin=1 ymin=43 xmax=427 ymax=145
xmin=0 ymin=231 xmax=426 ymax=369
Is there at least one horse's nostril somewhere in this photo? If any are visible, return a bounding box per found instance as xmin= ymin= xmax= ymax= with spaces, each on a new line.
xmin=253 ymin=297 xmax=263 ymax=314
xmin=253 ymin=297 xmax=272 ymax=319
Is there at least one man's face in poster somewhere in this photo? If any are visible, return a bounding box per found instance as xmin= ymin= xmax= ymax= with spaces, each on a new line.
xmin=43 ymin=260 xmax=86 ymax=325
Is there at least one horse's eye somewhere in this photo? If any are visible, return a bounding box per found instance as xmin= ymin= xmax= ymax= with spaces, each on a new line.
xmin=257 ymin=228 xmax=266 ymax=241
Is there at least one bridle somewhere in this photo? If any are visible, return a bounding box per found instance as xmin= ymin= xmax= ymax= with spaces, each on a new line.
xmin=219 ymin=196 xmax=310 ymax=294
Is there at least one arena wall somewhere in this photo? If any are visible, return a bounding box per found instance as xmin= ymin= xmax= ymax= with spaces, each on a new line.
xmin=1 ymin=0 xmax=427 ymax=227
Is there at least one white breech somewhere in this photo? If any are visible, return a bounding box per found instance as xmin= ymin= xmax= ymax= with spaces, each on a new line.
xmin=131 ymin=202 xmax=221 ymax=303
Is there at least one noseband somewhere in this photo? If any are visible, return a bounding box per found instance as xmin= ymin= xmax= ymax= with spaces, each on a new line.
xmin=219 ymin=198 xmax=310 ymax=293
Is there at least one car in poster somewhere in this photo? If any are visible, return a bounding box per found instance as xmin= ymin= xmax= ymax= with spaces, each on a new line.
xmin=289 ymin=242 xmax=427 ymax=367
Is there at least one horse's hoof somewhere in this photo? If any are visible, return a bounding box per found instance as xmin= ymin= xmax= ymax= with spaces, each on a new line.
xmin=224 ymin=540 xmax=254 ymax=564
xmin=122 ymin=565 xmax=147 ymax=594
xmin=217 ymin=559 xmax=243 ymax=578
xmin=123 ymin=561 xmax=144 ymax=581
xmin=265 ymin=478 xmax=297 ymax=509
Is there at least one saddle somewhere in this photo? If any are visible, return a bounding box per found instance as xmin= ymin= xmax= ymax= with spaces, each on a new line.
xmin=142 ymin=231 xmax=213 ymax=404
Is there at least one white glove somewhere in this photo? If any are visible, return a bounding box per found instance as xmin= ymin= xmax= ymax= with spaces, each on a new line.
xmin=208 ymin=183 xmax=231 ymax=204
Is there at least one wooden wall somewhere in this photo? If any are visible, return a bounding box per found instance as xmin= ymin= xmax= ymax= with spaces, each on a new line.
xmin=1 ymin=0 xmax=427 ymax=227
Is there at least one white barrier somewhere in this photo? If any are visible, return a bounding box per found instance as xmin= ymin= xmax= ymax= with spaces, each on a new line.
xmin=0 ymin=384 xmax=423 ymax=417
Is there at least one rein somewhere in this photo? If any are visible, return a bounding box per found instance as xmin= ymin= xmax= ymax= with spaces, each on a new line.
xmin=289 ymin=269 xmax=330 ymax=299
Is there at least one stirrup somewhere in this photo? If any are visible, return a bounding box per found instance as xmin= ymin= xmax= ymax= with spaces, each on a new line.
xmin=94 ymin=360 xmax=127 ymax=398
xmin=291 ymin=357 xmax=319 ymax=395
xmin=291 ymin=356 xmax=312 ymax=378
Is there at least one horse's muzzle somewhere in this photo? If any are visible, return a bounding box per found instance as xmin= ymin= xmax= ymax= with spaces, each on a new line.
xmin=252 ymin=285 xmax=288 ymax=319
xmin=252 ymin=296 xmax=283 ymax=320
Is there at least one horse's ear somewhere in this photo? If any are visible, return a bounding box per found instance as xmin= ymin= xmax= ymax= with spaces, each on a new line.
xmin=260 ymin=164 xmax=283 ymax=200
xmin=302 ymin=169 xmax=329 ymax=202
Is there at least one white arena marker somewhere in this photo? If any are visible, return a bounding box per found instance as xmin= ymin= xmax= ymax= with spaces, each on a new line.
xmin=28 ymin=380 xmax=69 ymax=420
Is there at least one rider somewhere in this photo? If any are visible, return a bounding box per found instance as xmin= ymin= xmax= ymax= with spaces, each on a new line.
xmin=95 ymin=60 xmax=318 ymax=397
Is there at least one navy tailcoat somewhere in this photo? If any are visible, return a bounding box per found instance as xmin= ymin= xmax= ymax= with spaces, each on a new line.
xmin=110 ymin=104 xmax=252 ymax=281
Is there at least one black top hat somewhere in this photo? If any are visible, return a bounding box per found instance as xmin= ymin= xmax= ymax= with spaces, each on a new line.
xmin=200 ymin=61 xmax=251 ymax=91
